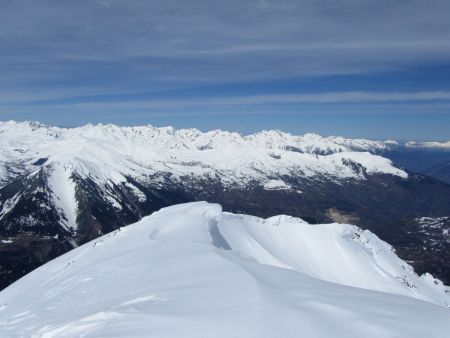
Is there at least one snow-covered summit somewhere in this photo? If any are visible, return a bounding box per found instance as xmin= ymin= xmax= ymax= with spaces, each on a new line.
xmin=0 ymin=120 xmax=406 ymax=186
xmin=0 ymin=120 xmax=396 ymax=153
xmin=0 ymin=202 xmax=448 ymax=337
xmin=406 ymin=140 xmax=450 ymax=150
xmin=0 ymin=121 xmax=408 ymax=232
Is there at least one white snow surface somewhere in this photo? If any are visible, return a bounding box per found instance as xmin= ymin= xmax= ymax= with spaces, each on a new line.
xmin=263 ymin=179 xmax=292 ymax=190
xmin=0 ymin=121 xmax=406 ymax=190
xmin=46 ymin=163 xmax=78 ymax=231
xmin=0 ymin=202 xmax=449 ymax=338
xmin=406 ymin=140 xmax=450 ymax=150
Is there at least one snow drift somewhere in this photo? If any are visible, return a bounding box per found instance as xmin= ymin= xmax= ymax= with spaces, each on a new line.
xmin=0 ymin=202 xmax=449 ymax=338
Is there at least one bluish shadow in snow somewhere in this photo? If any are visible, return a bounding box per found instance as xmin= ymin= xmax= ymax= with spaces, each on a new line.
xmin=208 ymin=220 xmax=231 ymax=250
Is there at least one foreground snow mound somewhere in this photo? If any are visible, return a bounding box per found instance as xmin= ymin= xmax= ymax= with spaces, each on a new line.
xmin=0 ymin=202 xmax=449 ymax=338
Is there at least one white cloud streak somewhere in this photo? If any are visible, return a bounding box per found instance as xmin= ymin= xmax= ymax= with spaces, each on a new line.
xmin=2 ymin=91 xmax=450 ymax=116
xmin=0 ymin=0 xmax=450 ymax=118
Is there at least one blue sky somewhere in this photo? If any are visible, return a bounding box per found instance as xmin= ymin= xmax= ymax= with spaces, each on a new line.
xmin=1 ymin=0 xmax=450 ymax=140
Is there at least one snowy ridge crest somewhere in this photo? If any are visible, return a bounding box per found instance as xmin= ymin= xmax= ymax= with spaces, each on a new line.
xmin=0 ymin=121 xmax=408 ymax=236
xmin=0 ymin=120 xmax=396 ymax=153
xmin=406 ymin=140 xmax=450 ymax=150
xmin=0 ymin=120 xmax=407 ymax=188
xmin=0 ymin=202 xmax=449 ymax=338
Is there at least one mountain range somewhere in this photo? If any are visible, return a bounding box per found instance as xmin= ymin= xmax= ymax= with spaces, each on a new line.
xmin=1 ymin=121 xmax=450 ymax=290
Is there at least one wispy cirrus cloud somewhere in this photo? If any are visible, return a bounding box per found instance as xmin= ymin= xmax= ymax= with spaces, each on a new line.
xmin=1 ymin=0 xmax=450 ymax=129
xmin=2 ymin=1 xmax=450 ymax=85
xmin=2 ymin=90 xmax=450 ymax=116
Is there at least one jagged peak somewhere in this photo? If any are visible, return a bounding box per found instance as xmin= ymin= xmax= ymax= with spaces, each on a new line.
xmin=0 ymin=120 xmax=409 ymax=187
xmin=0 ymin=120 xmax=393 ymax=149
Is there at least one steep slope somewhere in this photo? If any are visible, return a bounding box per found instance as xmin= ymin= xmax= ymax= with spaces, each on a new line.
xmin=0 ymin=202 xmax=449 ymax=338
xmin=379 ymin=146 xmax=450 ymax=182
xmin=1 ymin=121 xmax=450 ymax=290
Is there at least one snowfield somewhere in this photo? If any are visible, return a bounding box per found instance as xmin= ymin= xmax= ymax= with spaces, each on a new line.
xmin=0 ymin=121 xmax=408 ymax=235
xmin=0 ymin=202 xmax=449 ymax=338
xmin=0 ymin=121 xmax=406 ymax=189
xmin=406 ymin=140 xmax=450 ymax=150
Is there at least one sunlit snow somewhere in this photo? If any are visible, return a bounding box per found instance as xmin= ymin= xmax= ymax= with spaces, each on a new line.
xmin=0 ymin=202 xmax=448 ymax=338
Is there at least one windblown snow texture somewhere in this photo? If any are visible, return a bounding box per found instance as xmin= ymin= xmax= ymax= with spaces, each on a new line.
xmin=0 ymin=202 xmax=449 ymax=338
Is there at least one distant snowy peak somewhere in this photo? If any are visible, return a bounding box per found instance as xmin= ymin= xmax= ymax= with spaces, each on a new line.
xmin=0 ymin=120 xmax=396 ymax=153
xmin=406 ymin=140 xmax=450 ymax=150
xmin=0 ymin=120 xmax=407 ymax=188
xmin=0 ymin=121 xmax=409 ymax=247
xmin=0 ymin=202 xmax=448 ymax=338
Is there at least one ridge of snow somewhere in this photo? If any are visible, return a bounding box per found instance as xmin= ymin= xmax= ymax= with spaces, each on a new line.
xmin=0 ymin=121 xmax=407 ymax=191
xmin=406 ymin=140 xmax=450 ymax=150
xmin=0 ymin=121 xmax=396 ymax=153
xmin=0 ymin=202 xmax=448 ymax=337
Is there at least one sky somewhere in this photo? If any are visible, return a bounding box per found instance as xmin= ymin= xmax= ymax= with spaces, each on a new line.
xmin=1 ymin=0 xmax=450 ymax=140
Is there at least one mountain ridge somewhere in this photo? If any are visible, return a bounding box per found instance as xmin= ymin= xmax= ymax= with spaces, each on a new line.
xmin=1 ymin=120 xmax=450 ymax=291
xmin=0 ymin=202 xmax=449 ymax=338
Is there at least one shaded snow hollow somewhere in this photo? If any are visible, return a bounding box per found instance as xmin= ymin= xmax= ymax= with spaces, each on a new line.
xmin=0 ymin=202 xmax=449 ymax=338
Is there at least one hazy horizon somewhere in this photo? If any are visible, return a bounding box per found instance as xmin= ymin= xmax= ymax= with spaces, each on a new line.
xmin=2 ymin=116 xmax=448 ymax=143
xmin=1 ymin=1 xmax=450 ymax=140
